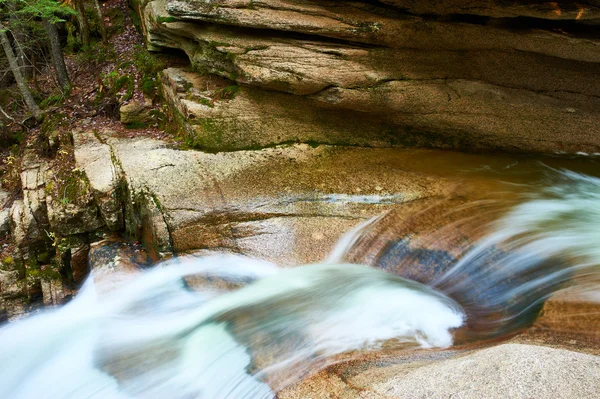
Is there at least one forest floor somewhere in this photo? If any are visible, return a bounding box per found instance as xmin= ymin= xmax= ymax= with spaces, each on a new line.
xmin=0 ymin=0 xmax=186 ymax=177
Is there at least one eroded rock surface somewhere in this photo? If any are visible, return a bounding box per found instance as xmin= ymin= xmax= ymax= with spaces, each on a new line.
xmin=143 ymin=0 xmax=600 ymax=153
xmin=0 ymin=128 xmax=461 ymax=316
xmin=279 ymin=344 xmax=600 ymax=398
xmin=104 ymin=133 xmax=454 ymax=264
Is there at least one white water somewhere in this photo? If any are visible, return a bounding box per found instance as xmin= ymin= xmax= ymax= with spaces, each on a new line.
xmin=0 ymin=255 xmax=464 ymax=398
xmin=4 ymin=170 xmax=600 ymax=397
xmin=330 ymin=170 xmax=600 ymax=339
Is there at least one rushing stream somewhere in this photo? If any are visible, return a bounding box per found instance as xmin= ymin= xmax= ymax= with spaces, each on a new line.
xmin=1 ymin=169 xmax=599 ymax=398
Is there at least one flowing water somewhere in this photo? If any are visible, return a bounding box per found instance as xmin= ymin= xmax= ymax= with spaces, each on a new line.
xmin=1 ymin=165 xmax=600 ymax=397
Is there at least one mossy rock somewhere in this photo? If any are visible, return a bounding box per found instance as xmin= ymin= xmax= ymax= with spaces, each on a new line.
xmin=120 ymin=101 xmax=152 ymax=126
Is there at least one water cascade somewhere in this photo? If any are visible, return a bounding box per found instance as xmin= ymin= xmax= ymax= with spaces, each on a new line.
xmin=0 ymin=171 xmax=599 ymax=398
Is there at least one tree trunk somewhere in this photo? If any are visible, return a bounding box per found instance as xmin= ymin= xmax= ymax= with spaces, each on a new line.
xmin=92 ymin=0 xmax=107 ymax=43
xmin=74 ymin=0 xmax=90 ymax=48
xmin=0 ymin=28 xmax=41 ymax=119
xmin=7 ymin=2 xmax=32 ymax=78
xmin=43 ymin=19 xmax=71 ymax=92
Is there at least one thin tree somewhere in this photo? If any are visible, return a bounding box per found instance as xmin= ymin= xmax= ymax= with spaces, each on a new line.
xmin=73 ymin=0 xmax=89 ymax=47
xmin=92 ymin=0 xmax=106 ymax=43
xmin=19 ymin=0 xmax=75 ymax=92
xmin=6 ymin=0 xmax=32 ymax=78
xmin=0 ymin=25 xmax=41 ymax=119
xmin=43 ymin=18 xmax=70 ymax=91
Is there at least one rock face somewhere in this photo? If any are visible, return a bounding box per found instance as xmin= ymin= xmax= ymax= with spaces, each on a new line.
xmin=376 ymin=344 xmax=600 ymax=399
xmin=0 ymin=128 xmax=459 ymax=317
xmin=104 ymin=133 xmax=454 ymax=264
xmin=279 ymin=344 xmax=600 ymax=398
xmin=143 ymin=0 xmax=600 ymax=153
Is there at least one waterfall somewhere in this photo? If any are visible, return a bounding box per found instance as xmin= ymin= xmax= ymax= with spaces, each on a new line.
xmin=1 ymin=170 xmax=599 ymax=398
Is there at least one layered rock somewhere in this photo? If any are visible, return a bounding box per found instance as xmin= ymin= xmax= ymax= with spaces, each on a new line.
xmin=142 ymin=0 xmax=600 ymax=153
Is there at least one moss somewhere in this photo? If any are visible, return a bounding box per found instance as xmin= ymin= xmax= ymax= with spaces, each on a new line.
xmin=2 ymin=256 xmax=14 ymax=266
xmin=41 ymin=113 xmax=69 ymax=136
xmin=125 ymin=121 xmax=150 ymax=129
xmin=27 ymin=267 xmax=61 ymax=281
xmin=53 ymin=169 xmax=93 ymax=207
xmin=213 ymin=84 xmax=239 ymax=100
xmin=114 ymin=75 xmax=135 ymax=101
xmin=184 ymin=118 xmax=224 ymax=149
xmin=36 ymin=251 xmax=53 ymax=264
xmin=141 ymin=76 xmax=157 ymax=96
xmin=156 ymin=16 xmax=179 ymax=24
xmin=191 ymin=97 xmax=213 ymax=108
xmin=106 ymin=8 xmax=126 ymax=35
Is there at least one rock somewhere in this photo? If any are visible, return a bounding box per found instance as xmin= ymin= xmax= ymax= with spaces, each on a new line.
xmin=88 ymin=238 xmax=152 ymax=294
xmin=40 ymin=278 xmax=67 ymax=307
xmin=72 ymin=129 xmax=124 ymax=230
xmin=534 ymin=287 xmax=600 ymax=337
xmin=0 ymin=209 xmax=10 ymax=236
xmin=10 ymin=150 xmax=52 ymax=256
xmin=380 ymin=1 xmax=600 ymax=20
xmin=46 ymin=192 xmax=105 ymax=236
xmin=279 ymin=344 xmax=600 ymax=398
xmin=143 ymin=0 xmax=600 ymax=154
xmin=106 ymin=134 xmax=454 ymax=264
xmin=0 ymin=268 xmax=23 ymax=301
xmin=70 ymin=244 xmax=90 ymax=284
xmin=119 ymin=101 xmax=152 ymax=126
xmin=10 ymin=200 xmax=45 ymax=253
xmin=374 ymin=344 xmax=600 ymax=399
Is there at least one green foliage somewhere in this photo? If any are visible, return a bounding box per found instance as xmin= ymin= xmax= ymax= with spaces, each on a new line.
xmin=95 ymin=71 xmax=134 ymax=107
xmin=156 ymin=16 xmax=178 ymax=24
xmin=14 ymin=0 xmax=77 ymax=22
xmin=65 ymin=22 xmax=78 ymax=53
xmin=2 ymin=256 xmax=14 ymax=266
xmin=132 ymin=45 xmax=165 ymax=100
xmin=40 ymin=89 xmax=70 ymax=108
xmin=76 ymin=43 xmax=117 ymax=64
xmin=41 ymin=112 xmax=69 ymax=135
xmin=106 ymin=7 xmax=126 ymax=35
xmin=213 ymin=85 xmax=239 ymax=100
xmin=114 ymin=75 xmax=135 ymax=101
xmin=124 ymin=120 xmax=148 ymax=129
xmin=132 ymin=45 xmax=165 ymax=76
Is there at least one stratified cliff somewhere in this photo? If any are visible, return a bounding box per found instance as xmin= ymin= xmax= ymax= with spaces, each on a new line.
xmin=139 ymin=0 xmax=600 ymax=153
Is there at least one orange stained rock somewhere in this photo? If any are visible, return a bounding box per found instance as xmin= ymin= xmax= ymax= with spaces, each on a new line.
xmin=549 ymin=2 xmax=562 ymax=17
xmin=576 ymin=4 xmax=586 ymax=19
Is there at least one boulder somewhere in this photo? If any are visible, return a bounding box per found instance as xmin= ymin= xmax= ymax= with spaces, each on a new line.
xmin=70 ymin=244 xmax=90 ymax=284
xmin=119 ymin=100 xmax=152 ymax=126
xmin=0 ymin=209 xmax=10 ymax=236
xmin=88 ymin=238 xmax=152 ymax=294
xmin=41 ymin=278 xmax=67 ymax=307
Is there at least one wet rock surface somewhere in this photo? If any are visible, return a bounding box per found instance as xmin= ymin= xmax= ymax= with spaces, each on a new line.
xmin=0 ymin=131 xmax=460 ymax=314
xmin=1 ymin=123 xmax=599 ymax=398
